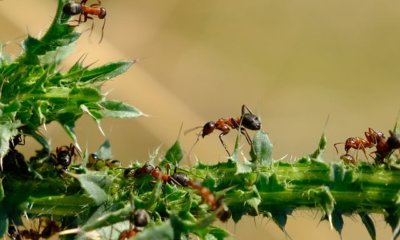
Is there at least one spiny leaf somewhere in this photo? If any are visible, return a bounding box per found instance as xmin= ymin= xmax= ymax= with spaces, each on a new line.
xmin=75 ymin=172 xmax=111 ymax=205
xmin=100 ymin=100 xmax=144 ymax=119
xmin=309 ymin=133 xmax=327 ymax=161
xmin=249 ymin=130 xmax=273 ymax=166
xmin=331 ymin=211 xmax=344 ymax=237
xmin=135 ymin=220 xmax=174 ymax=240
xmin=81 ymin=204 xmax=133 ymax=232
xmin=359 ymin=213 xmax=376 ymax=240
xmin=0 ymin=205 xmax=8 ymax=239
xmin=95 ymin=139 xmax=113 ymax=160
xmin=0 ymin=121 xmax=21 ymax=165
xmin=162 ymin=140 xmax=183 ymax=165
xmin=78 ymin=61 xmax=134 ymax=84
xmin=305 ymin=186 xmax=335 ymax=227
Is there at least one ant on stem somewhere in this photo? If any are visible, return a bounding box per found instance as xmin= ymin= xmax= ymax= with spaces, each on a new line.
xmin=185 ymin=105 xmax=261 ymax=156
xmin=126 ymin=164 xmax=231 ymax=221
xmin=63 ymin=0 xmax=107 ymax=43
xmin=334 ymin=128 xmax=383 ymax=162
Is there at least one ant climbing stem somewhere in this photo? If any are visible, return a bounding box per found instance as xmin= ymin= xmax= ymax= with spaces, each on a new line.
xmin=126 ymin=163 xmax=231 ymax=221
xmin=185 ymin=105 xmax=262 ymax=156
xmin=334 ymin=128 xmax=383 ymax=162
xmin=63 ymin=0 xmax=107 ymax=43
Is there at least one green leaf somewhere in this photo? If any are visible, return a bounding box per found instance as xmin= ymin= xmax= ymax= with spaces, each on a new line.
xmin=76 ymin=173 xmax=111 ymax=205
xmin=309 ymin=133 xmax=327 ymax=161
xmin=331 ymin=211 xmax=344 ymax=237
xmin=162 ymin=140 xmax=183 ymax=165
xmin=0 ymin=205 xmax=8 ymax=238
xmin=81 ymin=204 xmax=133 ymax=232
xmin=249 ymin=130 xmax=273 ymax=166
xmin=135 ymin=220 xmax=174 ymax=240
xmin=79 ymin=61 xmax=134 ymax=83
xmin=306 ymin=186 xmax=335 ymax=228
xmin=359 ymin=213 xmax=376 ymax=240
xmin=95 ymin=139 xmax=113 ymax=160
xmin=100 ymin=100 xmax=144 ymax=119
xmin=0 ymin=121 xmax=21 ymax=163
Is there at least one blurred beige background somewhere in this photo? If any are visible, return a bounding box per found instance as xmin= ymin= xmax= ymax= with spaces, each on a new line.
xmin=1 ymin=0 xmax=399 ymax=239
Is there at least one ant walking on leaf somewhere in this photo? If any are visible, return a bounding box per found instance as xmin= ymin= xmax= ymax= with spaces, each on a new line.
xmin=185 ymin=105 xmax=261 ymax=156
xmin=63 ymin=0 xmax=107 ymax=43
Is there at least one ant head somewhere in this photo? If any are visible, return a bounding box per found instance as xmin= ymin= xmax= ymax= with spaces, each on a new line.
xmin=241 ymin=113 xmax=261 ymax=131
xmin=98 ymin=7 xmax=107 ymax=19
xmin=63 ymin=2 xmax=82 ymax=16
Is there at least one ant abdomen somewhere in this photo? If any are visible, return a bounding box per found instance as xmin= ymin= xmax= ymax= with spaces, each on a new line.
xmin=202 ymin=121 xmax=216 ymax=137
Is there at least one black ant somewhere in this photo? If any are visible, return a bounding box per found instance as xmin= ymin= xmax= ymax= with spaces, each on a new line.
xmin=127 ymin=164 xmax=231 ymax=221
xmin=51 ymin=144 xmax=77 ymax=172
xmin=334 ymin=128 xmax=383 ymax=161
xmin=2 ymin=134 xmax=27 ymax=173
xmin=63 ymin=0 xmax=107 ymax=43
xmin=185 ymin=105 xmax=261 ymax=156
xmin=8 ymin=219 xmax=60 ymax=240
xmin=118 ymin=209 xmax=150 ymax=240
xmin=373 ymin=130 xmax=400 ymax=164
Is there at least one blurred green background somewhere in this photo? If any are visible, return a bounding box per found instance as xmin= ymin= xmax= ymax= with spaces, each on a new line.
xmin=1 ymin=0 xmax=399 ymax=239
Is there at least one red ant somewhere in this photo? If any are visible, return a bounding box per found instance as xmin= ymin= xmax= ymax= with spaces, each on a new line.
xmin=126 ymin=164 xmax=231 ymax=221
xmin=185 ymin=105 xmax=261 ymax=156
xmin=117 ymin=209 xmax=150 ymax=240
xmin=63 ymin=0 xmax=107 ymax=43
xmin=334 ymin=128 xmax=384 ymax=161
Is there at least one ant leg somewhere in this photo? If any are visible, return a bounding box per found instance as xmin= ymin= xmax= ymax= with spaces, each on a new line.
xmin=241 ymin=105 xmax=254 ymax=115
xmin=99 ymin=18 xmax=106 ymax=43
xmin=360 ymin=145 xmax=369 ymax=160
xmin=80 ymin=0 xmax=88 ymax=5
xmin=333 ymin=143 xmax=343 ymax=155
xmin=219 ymin=132 xmax=231 ymax=156
xmin=240 ymin=128 xmax=252 ymax=145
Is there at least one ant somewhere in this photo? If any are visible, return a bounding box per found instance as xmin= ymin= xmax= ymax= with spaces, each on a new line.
xmin=334 ymin=128 xmax=383 ymax=161
xmin=373 ymin=130 xmax=400 ymax=164
xmin=127 ymin=164 xmax=231 ymax=221
xmin=118 ymin=209 xmax=150 ymax=240
xmin=2 ymin=134 xmax=28 ymax=173
xmin=51 ymin=144 xmax=77 ymax=172
xmin=185 ymin=105 xmax=261 ymax=156
xmin=63 ymin=0 xmax=107 ymax=43
xmin=8 ymin=219 xmax=60 ymax=240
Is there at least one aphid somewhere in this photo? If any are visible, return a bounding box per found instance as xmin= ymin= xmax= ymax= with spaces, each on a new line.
xmin=118 ymin=209 xmax=150 ymax=240
xmin=130 ymin=164 xmax=231 ymax=221
xmin=185 ymin=105 xmax=261 ymax=155
xmin=87 ymin=153 xmax=121 ymax=170
xmin=52 ymin=144 xmax=76 ymax=172
xmin=63 ymin=0 xmax=107 ymax=43
xmin=334 ymin=128 xmax=383 ymax=161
